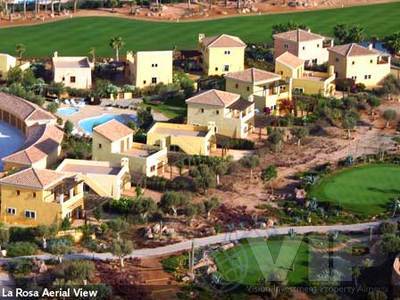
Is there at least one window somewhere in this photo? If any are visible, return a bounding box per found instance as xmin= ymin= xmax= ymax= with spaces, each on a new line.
xmin=370 ymin=59 xmax=373 ymax=63
xmin=302 ymin=46 xmax=305 ymax=50
xmin=284 ymin=44 xmax=288 ymax=49
xmin=7 ymin=208 xmax=16 ymax=215
xmin=351 ymin=76 xmax=357 ymax=80
xmin=365 ymin=75 xmax=371 ymax=79
xmin=150 ymin=166 xmax=156 ymax=172
xmin=151 ymin=63 xmax=158 ymax=67
xmin=33 ymin=192 xmax=36 ymax=198
xmin=216 ymin=110 xmax=219 ymax=115
xmin=200 ymin=108 xmax=204 ymax=113
xmin=224 ymin=50 xmax=231 ymax=55
xmin=98 ymin=143 xmax=102 ymax=149
xmin=335 ymin=58 xmax=339 ymax=62
xmin=152 ymin=77 xmax=157 ymax=84
xmin=70 ymin=76 xmax=76 ymax=83
xmin=62 ymin=76 xmax=65 ymax=81
xmin=246 ymin=86 xmax=250 ymax=91
xmin=235 ymin=83 xmax=239 ymax=89
xmin=215 ymin=67 xmax=218 ymax=71
xmin=317 ymin=44 xmax=320 ymax=48
xmin=25 ymin=210 xmax=36 ymax=219
xmin=352 ymin=61 xmax=355 ymax=65
xmin=143 ymin=80 xmax=147 ymax=84
xmin=312 ymin=59 xmax=317 ymax=64
xmin=16 ymin=190 xmax=20 ymax=196
xmin=224 ymin=65 xmax=229 ymax=72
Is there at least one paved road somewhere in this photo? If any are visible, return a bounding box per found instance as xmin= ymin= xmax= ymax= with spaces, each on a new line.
xmin=0 ymin=219 xmax=384 ymax=263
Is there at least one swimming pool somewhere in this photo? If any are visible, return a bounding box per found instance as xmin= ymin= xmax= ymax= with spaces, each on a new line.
xmin=57 ymin=107 xmax=79 ymax=116
xmin=78 ymin=114 xmax=137 ymax=134
xmin=0 ymin=121 xmax=25 ymax=171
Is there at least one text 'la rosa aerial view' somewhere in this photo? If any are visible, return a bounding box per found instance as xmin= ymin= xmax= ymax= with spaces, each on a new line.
xmin=0 ymin=0 xmax=400 ymax=299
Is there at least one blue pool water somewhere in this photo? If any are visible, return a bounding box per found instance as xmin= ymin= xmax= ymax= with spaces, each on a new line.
xmin=0 ymin=121 xmax=25 ymax=171
xmin=78 ymin=114 xmax=137 ymax=134
xmin=57 ymin=107 xmax=79 ymax=116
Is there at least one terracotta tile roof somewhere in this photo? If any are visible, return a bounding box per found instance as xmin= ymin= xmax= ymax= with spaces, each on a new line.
xmin=2 ymin=125 xmax=64 ymax=166
xmin=185 ymin=89 xmax=240 ymax=107
xmin=275 ymin=52 xmax=305 ymax=69
xmin=328 ymin=43 xmax=381 ymax=57
xmin=273 ymin=29 xmax=326 ymax=42
xmin=93 ymin=119 xmax=133 ymax=142
xmin=200 ymin=34 xmax=246 ymax=48
xmin=53 ymin=56 xmax=91 ymax=68
xmin=225 ymin=68 xmax=281 ymax=83
xmin=227 ymin=98 xmax=254 ymax=111
xmin=0 ymin=167 xmax=66 ymax=190
xmin=0 ymin=92 xmax=55 ymax=124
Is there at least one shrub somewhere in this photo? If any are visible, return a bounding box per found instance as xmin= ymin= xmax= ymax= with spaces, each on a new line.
xmin=217 ymin=137 xmax=255 ymax=150
xmin=379 ymin=222 xmax=398 ymax=235
xmin=47 ymin=238 xmax=73 ymax=255
xmin=6 ymin=242 xmax=38 ymax=257
xmin=6 ymin=259 xmax=35 ymax=275
xmin=103 ymin=197 xmax=134 ymax=214
xmin=9 ymin=227 xmax=36 ymax=243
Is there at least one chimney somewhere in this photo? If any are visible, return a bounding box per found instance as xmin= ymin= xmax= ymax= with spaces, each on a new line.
xmin=198 ymin=33 xmax=205 ymax=43
xmin=126 ymin=51 xmax=134 ymax=63
xmin=307 ymin=28 xmax=311 ymax=33
xmin=368 ymin=43 xmax=373 ymax=50
xmin=121 ymin=157 xmax=130 ymax=171
xmin=328 ymin=65 xmax=335 ymax=77
xmin=53 ymin=51 xmax=58 ymax=58
xmin=159 ymin=138 xmax=167 ymax=150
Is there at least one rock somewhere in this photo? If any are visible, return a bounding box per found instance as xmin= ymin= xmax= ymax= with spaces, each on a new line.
xmin=259 ymin=222 xmax=267 ymax=229
xmin=165 ymin=228 xmax=175 ymax=236
xmin=267 ymin=219 xmax=274 ymax=227
xmin=182 ymin=276 xmax=191 ymax=282
xmin=221 ymin=243 xmax=234 ymax=250
xmin=145 ymin=227 xmax=153 ymax=239
xmin=153 ymin=223 xmax=161 ymax=234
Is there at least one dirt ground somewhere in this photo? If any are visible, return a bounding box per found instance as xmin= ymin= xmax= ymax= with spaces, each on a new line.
xmin=0 ymin=0 xmax=396 ymax=27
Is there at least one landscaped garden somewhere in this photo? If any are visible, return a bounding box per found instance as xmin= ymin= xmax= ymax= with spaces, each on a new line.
xmin=213 ymin=237 xmax=309 ymax=286
xmin=1 ymin=2 xmax=400 ymax=57
xmin=310 ymin=164 xmax=400 ymax=216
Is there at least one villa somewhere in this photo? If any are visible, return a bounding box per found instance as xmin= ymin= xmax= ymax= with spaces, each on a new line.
xmin=0 ymin=53 xmax=30 ymax=80
xmin=198 ymin=33 xmax=246 ymax=76
xmin=273 ymin=29 xmax=333 ymax=66
xmin=0 ymin=92 xmax=63 ymax=171
xmin=92 ymin=120 xmax=168 ymax=177
xmin=186 ymin=89 xmax=254 ymax=139
xmin=225 ymin=68 xmax=291 ymax=114
xmin=56 ymin=159 xmax=131 ymax=200
xmin=0 ymin=168 xmax=85 ymax=226
xmin=52 ymin=51 xmax=93 ymax=89
xmin=275 ymin=52 xmax=336 ymax=97
xmin=126 ymin=50 xmax=173 ymax=88
xmin=147 ymin=122 xmax=216 ymax=156
xmin=328 ymin=43 xmax=391 ymax=88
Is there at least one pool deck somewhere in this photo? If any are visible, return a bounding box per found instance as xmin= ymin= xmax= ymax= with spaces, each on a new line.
xmin=56 ymin=104 xmax=168 ymax=132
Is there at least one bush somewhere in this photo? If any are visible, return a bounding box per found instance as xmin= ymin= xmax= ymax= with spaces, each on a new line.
xmin=6 ymin=259 xmax=35 ymax=275
xmin=217 ymin=137 xmax=255 ymax=150
xmin=103 ymin=197 xmax=133 ymax=214
xmin=9 ymin=227 xmax=36 ymax=243
xmin=6 ymin=242 xmax=38 ymax=257
xmin=379 ymin=222 xmax=398 ymax=235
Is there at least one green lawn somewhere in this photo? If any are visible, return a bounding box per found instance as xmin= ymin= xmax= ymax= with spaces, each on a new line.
xmin=309 ymin=164 xmax=400 ymax=216
xmin=1 ymin=2 xmax=400 ymax=57
xmin=213 ymin=237 xmax=309 ymax=286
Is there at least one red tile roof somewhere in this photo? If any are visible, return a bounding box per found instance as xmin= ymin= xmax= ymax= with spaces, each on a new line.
xmin=273 ymin=29 xmax=326 ymax=42
xmin=328 ymin=43 xmax=381 ymax=57
xmin=185 ymin=89 xmax=240 ymax=107
xmin=225 ymin=68 xmax=281 ymax=83
xmin=93 ymin=119 xmax=133 ymax=142
xmin=275 ymin=52 xmax=305 ymax=69
xmin=200 ymin=34 xmax=246 ymax=48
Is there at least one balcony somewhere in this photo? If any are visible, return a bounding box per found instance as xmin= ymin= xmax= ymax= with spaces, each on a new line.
xmin=377 ymin=56 xmax=389 ymax=64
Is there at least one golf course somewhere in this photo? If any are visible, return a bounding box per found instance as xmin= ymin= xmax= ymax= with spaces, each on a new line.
xmin=310 ymin=164 xmax=400 ymax=216
xmin=0 ymin=2 xmax=400 ymax=57
xmin=214 ymin=237 xmax=309 ymax=286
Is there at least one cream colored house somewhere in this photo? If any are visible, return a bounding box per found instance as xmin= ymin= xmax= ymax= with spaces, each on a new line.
xmin=52 ymin=52 xmax=92 ymax=89
xmin=225 ymin=68 xmax=291 ymax=113
xmin=0 ymin=168 xmax=84 ymax=226
xmin=328 ymin=43 xmax=391 ymax=88
xmin=273 ymin=29 xmax=333 ymax=66
xmin=92 ymin=119 xmax=168 ymax=177
xmin=186 ymin=89 xmax=254 ymax=138
xmin=275 ymin=52 xmax=336 ymax=97
xmin=126 ymin=50 xmax=173 ymax=88
xmin=199 ymin=33 xmax=246 ymax=76
xmin=147 ymin=122 xmax=216 ymax=156
xmin=56 ymin=159 xmax=131 ymax=200
xmin=0 ymin=53 xmax=30 ymax=80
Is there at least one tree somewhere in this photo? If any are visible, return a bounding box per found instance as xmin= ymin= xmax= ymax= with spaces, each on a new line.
xmin=381 ymin=75 xmax=400 ymax=100
xmin=333 ymin=24 xmax=364 ymax=44
xmin=240 ymin=155 xmax=260 ymax=183
xmin=352 ymin=266 xmax=361 ymax=288
xmin=380 ymin=233 xmax=400 ymax=254
xmin=333 ymin=24 xmax=348 ymax=44
xmin=341 ymin=111 xmax=358 ymax=139
xmin=159 ymin=191 xmax=188 ymax=216
xmin=47 ymin=238 xmax=72 ymax=263
xmin=366 ymin=95 xmax=381 ymax=113
xmin=15 ymin=43 xmax=26 ymax=62
xmin=383 ymin=31 xmax=400 ymax=55
xmin=383 ymin=109 xmax=397 ymax=128
xmin=290 ymin=127 xmax=308 ymax=147
xmin=203 ymin=197 xmax=220 ymax=219
xmin=271 ymin=21 xmax=308 ymax=36
xmin=55 ymin=260 xmax=95 ymax=285
xmin=64 ymin=120 xmax=74 ymax=136
xmin=88 ymin=47 xmax=96 ymax=64
xmin=34 ymin=224 xmax=58 ymax=249
xmin=46 ymin=102 xmax=59 ymax=114
xmin=261 ymin=165 xmax=277 ymax=194
xmin=367 ymin=290 xmax=387 ymax=300
xmin=0 ymin=227 xmax=9 ymax=251
xmin=47 ymin=81 xmax=65 ymax=98
xmin=107 ymin=218 xmax=129 ymax=241
xmin=131 ymin=197 xmax=157 ymax=221
xmin=190 ymin=164 xmax=216 ymax=194
xmin=109 ymin=36 xmax=125 ymax=61
xmin=267 ymin=127 xmax=284 ymax=152
xmin=136 ymin=107 xmax=153 ymax=130
xmin=110 ymin=239 xmax=133 ymax=268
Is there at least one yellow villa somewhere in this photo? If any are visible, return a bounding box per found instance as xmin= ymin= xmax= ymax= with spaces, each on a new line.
xmin=186 ymin=89 xmax=254 ymax=139
xmin=328 ymin=43 xmax=391 ymax=88
xmin=147 ymin=122 xmax=216 ymax=156
xmin=273 ymin=29 xmax=333 ymax=66
xmin=52 ymin=51 xmax=93 ymax=89
xmin=225 ymin=68 xmax=291 ymax=113
xmin=0 ymin=168 xmax=84 ymax=226
xmin=198 ymin=33 xmax=246 ymax=76
xmin=275 ymin=52 xmax=336 ymax=97
xmin=126 ymin=50 xmax=173 ymax=88
xmin=0 ymin=53 xmax=30 ymax=80
xmin=92 ymin=120 xmax=168 ymax=177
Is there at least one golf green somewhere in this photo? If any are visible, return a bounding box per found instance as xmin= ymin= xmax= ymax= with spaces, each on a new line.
xmin=214 ymin=237 xmax=309 ymax=286
xmin=310 ymin=164 xmax=400 ymax=216
xmin=0 ymin=2 xmax=400 ymax=57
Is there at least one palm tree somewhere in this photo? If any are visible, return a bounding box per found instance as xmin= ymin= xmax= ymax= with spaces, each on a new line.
xmin=392 ymin=198 xmax=400 ymax=217
xmin=73 ymin=0 xmax=79 ymax=13
xmin=88 ymin=47 xmax=96 ymax=64
xmin=109 ymin=36 xmax=125 ymax=61
xmin=23 ymin=0 xmax=27 ymax=18
xmin=15 ymin=44 xmax=26 ymax=63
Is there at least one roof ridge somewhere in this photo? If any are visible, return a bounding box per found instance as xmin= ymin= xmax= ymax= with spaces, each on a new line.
xmin=32 ymin=168 xmax=45 ymax=188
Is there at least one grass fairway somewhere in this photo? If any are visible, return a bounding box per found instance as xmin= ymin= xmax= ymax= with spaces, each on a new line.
xmin=213 ymin=237 xmax=309 ymax=286
xmin=0 ymin=2 xmax=400 ymax=57
xmin=310 ymin=164 xmax=400 ymax=216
